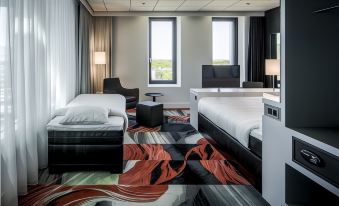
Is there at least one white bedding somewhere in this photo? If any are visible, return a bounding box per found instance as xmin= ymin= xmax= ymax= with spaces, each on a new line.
xmin=250 ymin=128 xmax=262 ymax=141
xmin=47 ymin=116 xmax=124 ymax=131
xmin=198 ymin=97 xmax=263 ymax=148
xmin=52 ymin=94 xmax=128 ymax=131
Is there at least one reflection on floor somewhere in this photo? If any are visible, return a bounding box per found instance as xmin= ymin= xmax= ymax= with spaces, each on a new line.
xmin=19 ymin=109 xmax=268 ymax=206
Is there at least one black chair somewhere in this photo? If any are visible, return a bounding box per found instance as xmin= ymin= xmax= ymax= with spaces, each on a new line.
xmin=242 ymin=81 xmax=264 ymax=88
xmin=103 ymin=78 xmax=139 ymax=109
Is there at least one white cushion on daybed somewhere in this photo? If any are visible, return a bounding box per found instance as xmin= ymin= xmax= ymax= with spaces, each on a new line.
xmin=53 ymin=94 xmax=128 ymax=131
xmin=59 ymin=106 xmax=109 ymax=125
xmin=47 ymin=115 xmax=124 ymax=131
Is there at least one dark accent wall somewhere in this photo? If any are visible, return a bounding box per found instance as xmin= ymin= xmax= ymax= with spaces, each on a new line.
xmin=285 ymin=0 xmax=339 ymax=127
xmin=265 ymin=7 xmax=280 ymax=88
xmin=265 ymin=7 xmax=280 ymax=59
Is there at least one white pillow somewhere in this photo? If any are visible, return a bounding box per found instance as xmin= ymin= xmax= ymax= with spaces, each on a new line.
xmin=59 ymin=106 xmax=109 ymax=125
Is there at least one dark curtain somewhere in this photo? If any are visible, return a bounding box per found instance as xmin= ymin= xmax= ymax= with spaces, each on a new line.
xmin=247 ymin=17 xmax=266 ymax=85
xmin=77 ymin=5 xmax=114 ymax=94
xmin=92 ymin=17 xmax=113 ymax=93
xmin=77 ymin=3 xmax=94 ymax=94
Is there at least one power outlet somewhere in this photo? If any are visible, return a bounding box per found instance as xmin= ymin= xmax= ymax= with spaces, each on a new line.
xmin=264 ymin=104 xmax=280 ymax=120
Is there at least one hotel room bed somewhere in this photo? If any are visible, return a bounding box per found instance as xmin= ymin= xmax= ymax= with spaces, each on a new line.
xmin=198 ymin=96 xmax=263 ymax=191
xmin=47 ymin=94 xmax=127 ymax=173
xmin=198 ymin=97 xmax=263 ymax=156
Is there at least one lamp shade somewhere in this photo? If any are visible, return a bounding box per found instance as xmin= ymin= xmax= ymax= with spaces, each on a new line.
xmin=265 ymin=59 xmax=280 ymax=75
xmin=94 ymin=52 xmax=106 ymax=65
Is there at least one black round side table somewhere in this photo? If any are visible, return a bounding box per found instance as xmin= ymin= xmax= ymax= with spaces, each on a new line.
xmin=145 ymin=93 xmax=164 ymax=102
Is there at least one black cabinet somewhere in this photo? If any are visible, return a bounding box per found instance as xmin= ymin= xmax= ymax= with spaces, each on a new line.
xmin=285 ymin=164 xmax=339 ymax=205
xmin=292 ymin=137 xmax=339 ymax=187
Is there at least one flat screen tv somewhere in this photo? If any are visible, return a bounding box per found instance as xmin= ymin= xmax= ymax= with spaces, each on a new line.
xmin=202 ymin=65 xmax=240 ymax=88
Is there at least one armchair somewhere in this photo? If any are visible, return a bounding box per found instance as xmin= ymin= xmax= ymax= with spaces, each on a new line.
xmin=103 ymin=78 xmax=139 ymax=109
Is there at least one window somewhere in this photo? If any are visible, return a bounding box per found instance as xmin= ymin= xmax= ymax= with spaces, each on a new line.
xmin=149 ymin=17 xmax=177 ymax=84
xmin=212 ymin=18 xmax=238 ymax=65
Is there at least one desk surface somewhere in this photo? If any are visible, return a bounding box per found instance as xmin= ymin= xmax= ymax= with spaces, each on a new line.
xmin=190 ymin=88 xmax=280 ymax=95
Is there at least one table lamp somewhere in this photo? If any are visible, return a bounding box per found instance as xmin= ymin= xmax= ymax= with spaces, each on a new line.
xmin=265 ymin=59 xmax=280 ymax=91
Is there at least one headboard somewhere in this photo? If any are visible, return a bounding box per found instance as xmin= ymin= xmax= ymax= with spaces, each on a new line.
xmin=202 ymin=65 xmax=240 ymax=88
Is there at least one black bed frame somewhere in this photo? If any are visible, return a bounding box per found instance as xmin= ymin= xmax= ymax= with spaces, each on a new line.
xmin=198 ymin=113 xmax=262 ymax=192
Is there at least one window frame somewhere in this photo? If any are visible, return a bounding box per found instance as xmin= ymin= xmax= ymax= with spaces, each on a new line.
xmin=212 ymin=17 xmax=238 ymax=65
xmin=149 ymin=17 xmax=177 ymax=85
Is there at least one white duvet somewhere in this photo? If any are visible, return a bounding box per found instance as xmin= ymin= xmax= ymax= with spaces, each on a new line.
xmin=198 ymin=97 xmax=263 ymax=148
xmin=53 ymin=94 xmax=128 ymax=131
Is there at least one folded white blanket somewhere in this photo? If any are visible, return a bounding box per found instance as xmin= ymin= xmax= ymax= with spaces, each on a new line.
xmin=54 ymin=94 xmax=128 ymax=131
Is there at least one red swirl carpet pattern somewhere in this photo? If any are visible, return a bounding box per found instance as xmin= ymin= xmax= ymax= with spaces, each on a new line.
xmin=19 ymin=109 xmax=268 ymax=206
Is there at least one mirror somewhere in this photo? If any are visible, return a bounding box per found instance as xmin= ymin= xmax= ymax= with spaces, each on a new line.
xmin=269 ymin=33 xmax=281 ymax=101
xmin=270 ymin=33 xmax=281 ymax=101
xmin=270 ymin=33 xmax=281 ymax=59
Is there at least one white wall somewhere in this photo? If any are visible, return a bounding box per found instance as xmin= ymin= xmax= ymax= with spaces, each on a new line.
xmin=112 ymin=15 xmax=249 ymax=108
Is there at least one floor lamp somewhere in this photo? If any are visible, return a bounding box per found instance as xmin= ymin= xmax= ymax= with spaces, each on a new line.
xmin=94 ymin=51 xmax=106 ymax=93
xmin=265 ymin=59 xmax=280 ymax=91
xmin=94 ymin=51 xmax=106 ymax=65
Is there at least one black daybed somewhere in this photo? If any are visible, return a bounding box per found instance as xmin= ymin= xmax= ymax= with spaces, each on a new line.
xmin=47 ymin=94 xmax=128 ymax=174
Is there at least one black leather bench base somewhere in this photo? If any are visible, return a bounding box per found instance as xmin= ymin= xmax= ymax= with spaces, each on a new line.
xmin=49 ymin=164 xmax=123 ymax=174
xmin=48 ymin=130 xmax=123 ymax=174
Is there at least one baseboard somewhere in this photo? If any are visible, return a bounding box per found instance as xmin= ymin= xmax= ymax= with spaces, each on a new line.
xmin=163 ymin=102 xmax=189 ymax=109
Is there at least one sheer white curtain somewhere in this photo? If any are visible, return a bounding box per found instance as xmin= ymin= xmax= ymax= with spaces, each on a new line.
xmin=0 ymin=0 xmax=77 ymax=205
xmin=41 ymin=0 xmax=78 ymax=169
xmin=0 ymin=1 xmax=16 ymax=204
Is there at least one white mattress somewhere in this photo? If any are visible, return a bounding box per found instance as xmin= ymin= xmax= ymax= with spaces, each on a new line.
xmin=198 ymin=97 xmax=263 ymax=148
xmin=47 ymin=115 xmax=125 ymax=131
xmin=250 ymin=128 xmax=262 ymax=141
xmin=53 ymin=94 xmax=128 ymax=131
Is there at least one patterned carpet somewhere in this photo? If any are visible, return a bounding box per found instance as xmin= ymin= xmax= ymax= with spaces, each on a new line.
xmin=19 ymin=109 xmax=268 ymax=206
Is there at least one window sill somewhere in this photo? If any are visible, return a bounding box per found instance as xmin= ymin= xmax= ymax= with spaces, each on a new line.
xmin=148 ymin=84 xmax=181 ymax=88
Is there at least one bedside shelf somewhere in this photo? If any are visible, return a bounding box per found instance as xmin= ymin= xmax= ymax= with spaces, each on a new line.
xmin=289 ymin=127 xmax=339 ymax=150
